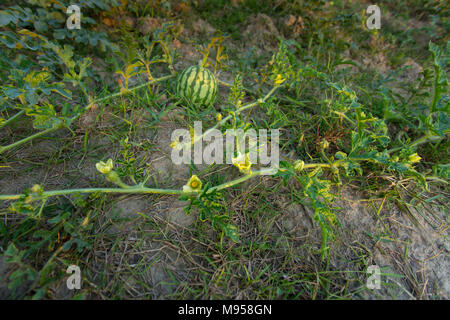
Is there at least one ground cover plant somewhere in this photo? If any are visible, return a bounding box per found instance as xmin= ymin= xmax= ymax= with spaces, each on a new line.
xmin=0 ymin=0 xmax=448 ymax=299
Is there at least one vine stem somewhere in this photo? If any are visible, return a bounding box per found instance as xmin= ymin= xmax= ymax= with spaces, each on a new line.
xmin=210 ymin=168 xmax=277 ymax=192
xmin=182 ymin=85 xmax=280 ymax=149
xmin=304 ymin=163 xmax=331 ymax=169
xmin=333 ymin=110 xmax=447 ymax=155
xmin=430 ymin=62 xmax=441 ymax=114
xmin=386 ymin=132 xmax=446 ymax=154
xmin=0 ymin=169 xmax=277 ymax=202
xmin=90 ymin=74 xmax=175 ymax=107
xmin=0 ymin=187 xmax=187 ymax=201
xmin=218 ymin=79 xmax=294 ymax=104
xmin=0 ymin=75 xmax=175 ymax=155
xmin=0 ymin=127 xmax=60 ymax=155
xmin=0 ymin=109 xmax=26 ymax=130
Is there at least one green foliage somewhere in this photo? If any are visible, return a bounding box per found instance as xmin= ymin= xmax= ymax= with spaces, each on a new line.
xmin=24 ymin=103 xmax=65 ymax=129
xmin=1 ymin=195 xmax=94 ymax=298
xmin=0 ymin=0 xmax=120 ymax=149
xmin=0 ymin=1 xmax=120 ymax=51
xmin=228 ymin=73 xmax=244 ymax=106
xmin=116 ymin=137 xmax=146 ymax=184
xmin=181 ymin=185 xmax=240 ymax=243
xmin=0 ymin=0 xmax=448 ymax=300
xmin=0 ymin=50 xmax=71 ymax=109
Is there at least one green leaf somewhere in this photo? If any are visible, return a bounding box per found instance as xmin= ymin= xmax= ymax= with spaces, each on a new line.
xmin=24 ymin=103 xmax=63 ymax=129
xmin=4 ymin=243 xmax=20 ymax=258
xmin=0 ymin=31 xmax=21 ymax=49
xmin=3 ymin=87 xmax=24 ymax=99
xmin=223 ymin=224 xmax=240 ymax=243
xmin=0 ymin=11 xmax=15 ymax=27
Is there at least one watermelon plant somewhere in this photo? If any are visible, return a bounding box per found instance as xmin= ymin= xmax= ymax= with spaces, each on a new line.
xmin=0 ymin=0 xmax=448 ymax=299
xmin=0 ymin=1 xmax=120 ymax=52
xmin=1 ymin=39 xmax=447 ymax=259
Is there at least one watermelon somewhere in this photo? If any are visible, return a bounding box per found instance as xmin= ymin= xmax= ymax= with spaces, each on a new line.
xmin=176 ymin=64 xmax=217 ymax=106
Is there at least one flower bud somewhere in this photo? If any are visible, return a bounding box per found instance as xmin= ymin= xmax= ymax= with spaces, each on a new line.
xmin=320 ymin=140 xmax=330 ymax=150
xmin=274 ymin=74 xmax=286 ymax=85
xmin=408 ymin=153 xmax=421 ymax=164
xmin=294 ymin=160 xmax=305 ymax=171
xmin=96 ymin=159 xmax=113 ymax=174
xmin=105 ymin=171 xmax=121 ymax=184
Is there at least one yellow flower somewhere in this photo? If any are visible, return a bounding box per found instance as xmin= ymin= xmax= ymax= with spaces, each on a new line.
xmin=408 ymin=153 xmax=421 ymax=164
xmin=216 ymin=113 xmax=223 ymax=122
xmin=31 ymin=184 xmax=42 ymax=193
xmin=294 ymin=160 xmax=305 ymax=171
xmin=232 ymin=152 xmax=252 ymax=175
xmin=96 ymin=159 xmax=113 ymax=174
xmin=183 ymin=175 xmax=202 ymax=193
xmin=81 ymin=212 xmax=91 ymax=227
xmin=320 ymin=139 xmax=330 ymax=150
xmin=274 ymin=74 xmax=285 ymax=85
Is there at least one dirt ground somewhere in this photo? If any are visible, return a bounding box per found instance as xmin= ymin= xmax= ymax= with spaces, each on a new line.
xmin=1 ymin=107 xmax=448 ymax=299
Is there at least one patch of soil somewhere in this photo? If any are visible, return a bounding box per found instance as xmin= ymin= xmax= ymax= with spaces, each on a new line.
xmin=243 ymin=13 xmax=280 ymax=54
xmin=280 ymin=187 xmax=449 ymax=299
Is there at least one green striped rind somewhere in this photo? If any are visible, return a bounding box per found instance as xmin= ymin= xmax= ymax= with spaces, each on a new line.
xmin=176 ymin=65 xmax=217 ymax=106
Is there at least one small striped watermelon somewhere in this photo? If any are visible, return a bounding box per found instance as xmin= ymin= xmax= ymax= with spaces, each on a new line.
xmin=176 ymin=64 xmax=217 ymax=106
